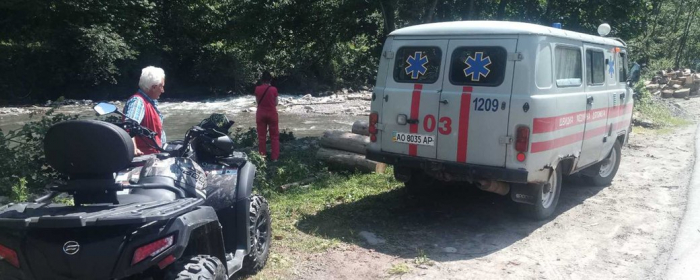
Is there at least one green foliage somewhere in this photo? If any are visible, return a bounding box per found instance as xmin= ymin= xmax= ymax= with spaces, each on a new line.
xmin=0 ymin=109 xmax=79 ymax=197
xmin=633 ymin=81 xmax=689 ymax=128
xmin=10 ymin=178 xmax=28 ymax=202
xmin=0 ymin=0 xmax=699 ymax=100
xmin=229 ymin=127 xmax=295 ymax=148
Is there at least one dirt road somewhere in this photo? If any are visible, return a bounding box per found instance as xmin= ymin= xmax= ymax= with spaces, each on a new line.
xmin=280 ymin=98 xmax=700 ymax=280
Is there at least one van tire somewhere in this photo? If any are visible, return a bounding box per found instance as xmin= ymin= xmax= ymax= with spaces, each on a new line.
xmin=584 ymin=141 xmax=622 ymax=186
xmin=403 ymin=170 xmax=434 ymax=194
xmin=518 ymin=165 xmax=562 ymax=220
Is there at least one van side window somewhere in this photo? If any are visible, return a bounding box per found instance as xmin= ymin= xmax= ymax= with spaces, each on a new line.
xmin=448 ymin=46 xmax=507 ymax=86
xmin=619 ymin=52 xmax=628 ymax=83
xmin=393 ymin=47 xmax=442 ymax=84
xmin=555 ymin=47 xmax=582 ymax=87
xmin=536 ymin=44 xmax=553 ymax=88
xmin=585 ymin=50 xmax=605 ymax=85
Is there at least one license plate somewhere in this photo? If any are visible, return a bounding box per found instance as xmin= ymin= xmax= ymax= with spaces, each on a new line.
xmin=392 ymin=132 xmax=435 ymax=146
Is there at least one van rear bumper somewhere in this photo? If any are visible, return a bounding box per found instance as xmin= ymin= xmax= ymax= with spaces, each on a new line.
xmin=366 ymin=150 xmax=528 ymax=183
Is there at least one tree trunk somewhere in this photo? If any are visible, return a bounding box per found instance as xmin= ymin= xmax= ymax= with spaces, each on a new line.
xmin=319 ymin=130 xmax=369 ymax=155
xmin=497 ymin=0 xmax=509 ymax=20
xmin=675 ymin=2 xmax=698 ymax=68
xmin=379 ymin=0 xmax=396 ymax=36
xmin=424 ymin=0 xmax=439 ymax=23
xmin=316 ymin=148 xmax=387 ymax=174
xmin=351 ymin=120 xmax=370 ymax=136
xmin=466 ymin=0 xmax=475 ymax=20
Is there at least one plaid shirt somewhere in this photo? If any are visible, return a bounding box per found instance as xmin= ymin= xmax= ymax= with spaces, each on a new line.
xmin=124 ymin=89 xmax=166 ymax=144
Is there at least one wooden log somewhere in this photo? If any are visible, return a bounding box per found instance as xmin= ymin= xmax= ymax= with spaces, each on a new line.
xmin=674 ymin=89 xmax=690 ymax=98
xmin=320 ymin=130 xmax=369 ymax=155
xmin=352 ymin=120 xmax=370 ymax=136
xmin=316 ymin=147 xmax=386 ymax=173
xmin=662 ymin=90 xmax=674 ymax=98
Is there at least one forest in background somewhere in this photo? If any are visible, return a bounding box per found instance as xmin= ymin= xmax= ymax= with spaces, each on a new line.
xmin=1 ymin=0 xmax=699 ymax=103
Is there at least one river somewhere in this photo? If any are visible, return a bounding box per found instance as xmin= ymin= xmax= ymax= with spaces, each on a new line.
xmin=0 ymin=93 xmax=371 ymax=140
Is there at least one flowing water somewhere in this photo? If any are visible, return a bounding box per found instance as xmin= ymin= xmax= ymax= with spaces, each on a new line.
xmin=0 ymin=95 xmax=366 ymax=140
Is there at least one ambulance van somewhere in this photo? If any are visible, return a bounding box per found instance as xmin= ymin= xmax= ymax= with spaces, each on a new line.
xmin=366 ymin=21 xmax=634 ymax=219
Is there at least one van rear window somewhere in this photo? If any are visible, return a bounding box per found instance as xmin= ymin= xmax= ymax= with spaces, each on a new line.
xmin=393 ymin=47 xmax=442 ymax=84
xmin=449 ymin=47 xmax=507 ymax=86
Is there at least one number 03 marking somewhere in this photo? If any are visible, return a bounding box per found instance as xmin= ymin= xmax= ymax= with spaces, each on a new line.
xmin=422 ymin=114 xmax=452 ymax=135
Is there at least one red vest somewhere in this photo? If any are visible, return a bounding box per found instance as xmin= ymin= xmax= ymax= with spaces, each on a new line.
xmin=130 ymin=93 xmax=163 ymax=155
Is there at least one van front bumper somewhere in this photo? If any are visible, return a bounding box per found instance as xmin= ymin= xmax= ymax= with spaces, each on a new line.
xmin=366 ymin=150 xmax=528 ymax=183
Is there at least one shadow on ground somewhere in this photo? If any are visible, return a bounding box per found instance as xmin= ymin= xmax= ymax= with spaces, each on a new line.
xmin=296 ymin=175 xmax=606 ymax=262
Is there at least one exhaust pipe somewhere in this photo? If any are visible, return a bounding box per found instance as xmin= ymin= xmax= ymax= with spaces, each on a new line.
xmin=477 ymin=180 xmax=510 ymax=196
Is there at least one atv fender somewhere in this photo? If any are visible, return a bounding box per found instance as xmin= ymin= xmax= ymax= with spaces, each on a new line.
xmin=235 ymin=162 xmax=256 ymax=253
xmin=236 ymin=162 xmax=256 ymax=200
xmin=174 ymin=206 xmax=226 ymax=266
xmin=114 ymin=206 xmax=225 ymax=279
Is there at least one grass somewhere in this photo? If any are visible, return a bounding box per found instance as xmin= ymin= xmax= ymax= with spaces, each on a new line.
xmin=387 ymin=263 xmax=412 ymax=275
xmin=245 ymin=140 xmax=402 ymax=279
xmin=632 ymin=81 xmax=692 ymax=133
xmin=634 ymin=100 xmax=690 ymax=129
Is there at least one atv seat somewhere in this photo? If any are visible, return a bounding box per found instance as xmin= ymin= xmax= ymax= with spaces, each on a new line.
xmin=44 ymin=120 xmax=179 ymax=205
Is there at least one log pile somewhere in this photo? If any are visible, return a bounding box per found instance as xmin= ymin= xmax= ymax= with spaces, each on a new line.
xmin=315 ymin=120 xmax=386 ymax=174
xmin=646 ymin=69 xmax=700 ymax=99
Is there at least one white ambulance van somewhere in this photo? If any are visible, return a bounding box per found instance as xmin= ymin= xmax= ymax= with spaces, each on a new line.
xmin=366 ymin=21 xmax=634 ymax=219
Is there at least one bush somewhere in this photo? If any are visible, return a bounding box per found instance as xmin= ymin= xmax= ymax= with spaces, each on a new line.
xmin=0 ymin=109 xmax=79 ymax=198
xmin=230 ymin=127 xmax=296 ymax=148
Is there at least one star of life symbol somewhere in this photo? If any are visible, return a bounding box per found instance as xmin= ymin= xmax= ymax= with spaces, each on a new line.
xmin=405 ymin=51 xmax=429 ymax=79
xmin=463 ymin=52 xmax=492 ymax=81
xmin=608 ymin=58 xmax=615 ymax=78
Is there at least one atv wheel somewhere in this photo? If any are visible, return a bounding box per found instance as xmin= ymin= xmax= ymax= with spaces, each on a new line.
xmin=583 ymin=141 xmax=622 ymax=186
xmin=518 ymin=165 xmax=562 ymax=220
xmin=165 ymin=255 xmax=226 ymax=280
xmin=241 ymin=195 xmax=271 ymax=274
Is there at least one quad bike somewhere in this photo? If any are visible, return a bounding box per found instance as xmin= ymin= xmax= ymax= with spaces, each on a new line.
xmin=0 ymin=103 xmax=271 ymax=279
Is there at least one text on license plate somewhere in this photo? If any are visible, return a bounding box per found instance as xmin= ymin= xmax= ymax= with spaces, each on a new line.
xmin=392 ymin=132 xmax=435 ymax=146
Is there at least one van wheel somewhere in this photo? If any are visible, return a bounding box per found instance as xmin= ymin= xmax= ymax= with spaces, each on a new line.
xmin=403 ymin=170 xmax=434 ymax=194
xmin=518 ymin=165 xmax=562 ymax=220
xmin=242 ymin=195 xmax=271 ymax=274
xmin=165 ymin=255 xmax=227 ymax=280
xmin=584 ymin=141 xmax=622 ymax=186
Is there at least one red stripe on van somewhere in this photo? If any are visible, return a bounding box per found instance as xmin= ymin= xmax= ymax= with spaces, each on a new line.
xmin=456 ymin=86 xmax=472 ymax=163
xmin=532 ymin=103 xmax=633 ymax=134
xmin=531 ymin=132 xmax=584 ymax=153
xmin=409 ymin=84 xmax=423 ymax=156
xmin=531 ymin=118 xmax=631 ymax=153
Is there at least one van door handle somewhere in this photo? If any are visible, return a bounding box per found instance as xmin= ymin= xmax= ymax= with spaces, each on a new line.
xmin=587 ymin=96 xmax=594 ymax=105
xmin=439 ymin=99 xmax=449 ymax=105
xmin=406 ymin=118 xmax=419 ymax=124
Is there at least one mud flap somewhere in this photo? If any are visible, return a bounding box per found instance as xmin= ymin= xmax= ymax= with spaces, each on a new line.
xmin=510 ymin=183 xmax=541 ymax=205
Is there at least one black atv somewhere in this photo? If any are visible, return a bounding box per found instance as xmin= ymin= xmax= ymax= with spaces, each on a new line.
xmin=0 ymin=103 xmax=271 ymax=279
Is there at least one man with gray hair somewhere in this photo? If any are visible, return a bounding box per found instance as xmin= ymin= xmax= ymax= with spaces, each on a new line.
xmin=123 ymin=66 xmax=167 ymax=155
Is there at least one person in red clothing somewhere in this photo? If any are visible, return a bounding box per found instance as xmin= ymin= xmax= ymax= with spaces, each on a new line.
xmin=123 ymin=66 xmax=166 ymax=155
xmin=255 ymin=71 xmax=280 ymax=161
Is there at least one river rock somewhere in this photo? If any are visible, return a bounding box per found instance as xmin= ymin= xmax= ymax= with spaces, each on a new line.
xmin=443 ymin=247 xmax=458 ymax=253
xmin=358 ymin=231 xmax=386 ymax=245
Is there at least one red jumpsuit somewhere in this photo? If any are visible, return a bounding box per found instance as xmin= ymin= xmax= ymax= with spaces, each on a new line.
xmin=255 ymin=84 xmax=279 ymax=160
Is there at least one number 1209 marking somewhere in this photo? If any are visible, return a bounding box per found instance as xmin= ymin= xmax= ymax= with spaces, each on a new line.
xmin=473 ymin=98 xmax=499 ymax=112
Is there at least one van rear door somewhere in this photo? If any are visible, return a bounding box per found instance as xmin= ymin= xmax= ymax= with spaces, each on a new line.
xmin=380 ymin=40 xmax=448 ymax=158
xmin=436 ymin=39 xmax=517 ymax=167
